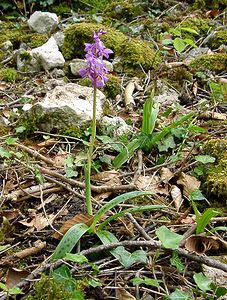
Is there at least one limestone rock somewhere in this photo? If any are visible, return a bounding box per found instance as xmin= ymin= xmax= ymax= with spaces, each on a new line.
xmin=32 ymin=37 xmax=65 ymax=70
xmin=27 ymin=83 xmax=105 ymax=132
xmin=70 ymin=58 xmax=113 ymax=76
xmin=28 ymin=11 xmax=59 ymax=34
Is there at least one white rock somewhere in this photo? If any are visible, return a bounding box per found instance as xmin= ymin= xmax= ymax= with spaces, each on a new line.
xmin=101 ymin=116 xmax=132 ymax=137
xmin=28 ymin=11 xmax=59 ymax=34
xmin=2 ymin=40 xmax=13 ymax=51
xmin=28 ymin=83 xmax=105 ymax=132
xmin=32 ymin=37 xmax=65 ymax=70
xmin=52 ymin=31 xmax=65 ymax=48
xmin=70 ymin=59 xmax=113 ymax=76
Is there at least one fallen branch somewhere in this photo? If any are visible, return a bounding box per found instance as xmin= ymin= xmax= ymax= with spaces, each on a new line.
xmin=0 ymin=239 xmax=226 ymax=300
xmin=40 ymin=167 xmax=136 ymax=193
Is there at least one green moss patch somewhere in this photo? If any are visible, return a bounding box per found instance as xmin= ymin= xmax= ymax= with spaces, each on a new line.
xmin=62 ymin=22 xmax=160 ymax=74
xmin=0 ymin=68 xmax=18 ymax=82
xmin=209 ymin=30 xmax=227 ymax=49
xmin=104 ymin=0 xmax=142 ymax=21
xmin=202 ymin=139 xmax=227 ymax=203
xmin=62 ymin=22 xmax=127 ymax=60
xmin=190 ymin=53 xmax=227 ymax=73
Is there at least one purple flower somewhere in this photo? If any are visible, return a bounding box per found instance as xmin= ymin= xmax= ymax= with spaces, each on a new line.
xmin=79 ymin=30 xmax=113 ymax=88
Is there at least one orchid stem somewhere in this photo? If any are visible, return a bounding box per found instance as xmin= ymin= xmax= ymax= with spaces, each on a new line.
xmin=85 ymin=79 xmax=97 ymax=215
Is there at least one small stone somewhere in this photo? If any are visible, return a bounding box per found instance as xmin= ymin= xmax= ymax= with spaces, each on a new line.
xmin=32 ymin=37 xmax=65 ymax=70
xmin=28 ymin=11 xmax=59 ymax=34
xmin=101 ymin=116 xmax=132 ymax=137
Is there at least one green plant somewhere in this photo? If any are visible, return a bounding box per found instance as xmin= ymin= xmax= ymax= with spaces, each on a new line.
xmin=113 ymin=93 xmax=194 ymax=168
xmin=162 ymin=26 xmax=198 ymax=53
xmin=51 ymin=191 xmax=165 ymax=265
xmin=0 ymin=282 xmax=24 ymax=300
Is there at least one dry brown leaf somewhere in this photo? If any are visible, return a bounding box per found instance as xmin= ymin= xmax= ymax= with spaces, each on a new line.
xmin=20 ymin=212 xmax=55 ymax=231
xmin=160 ymin=167 xmax=174 ymax=182
xmin=3 ymin=181 xmax=15 ymax=194
xmin=177 ymin=172 xmax=200 ymax=196
xmin=185 ymin=235 xmax=226 ymax=255
xmin=6 ymin=268 xmax=30 ymax=288
xmin=53 ymin=150 xmax=69 ymax=167
xmin=192 ymin=81 xmax=198 ymax=97
xmin=170 ymin=185 xmax=183 ymax=211
xmin=136 ymin=175 xmax=169 ymax=195
xmin=125 ymin=80 xmax=136 ymax=108
xmin=91 ymin=170 xmax=119 ymax=182
xmin=53 ymin=213 xmax=93 ymax=239
xmin=0 ymin=209 xmax=21 ymax=221
xmin=117 ymin=288 xmax=136 ymax=300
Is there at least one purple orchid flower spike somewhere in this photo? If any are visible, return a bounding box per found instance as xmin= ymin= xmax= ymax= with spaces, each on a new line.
xmin=79 ymin=30 xmax=113 ymax=88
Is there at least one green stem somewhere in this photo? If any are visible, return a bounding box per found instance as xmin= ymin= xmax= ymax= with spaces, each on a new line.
xmin=85 ymin=79 xmax=97 ymax=215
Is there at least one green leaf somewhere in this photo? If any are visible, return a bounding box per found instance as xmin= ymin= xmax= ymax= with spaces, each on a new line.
xmin=131 ymin=276 xmax=162 ymax=288
xmin=157 ymin=135 xmax=176 ymax=152
xmin=193 ymin=272 xmax=212 ymax=292
xmin=65 ymin=167 xmax=78 ymax=178
xmin=196 ymin=208 xmax=219 ymax=234
xmin=97 ymin=230 xmax=147 ymax=267
xmin=98 ymin=204 xmax=165 ymax=231
xmin=189 ymin=189 xmax=206 ymax=201
xmin=0 ymin=147 xmax=11 ymax=158
xmin=173 ymin=37 xmax=185 ymax=53
xmin=170 ymin=251 xmax=185 ymax=272
xmin=113 ymin=138 xmax=141 ymax=168
xmin=91 ymin=191 xmax=154 ymax=231
xmin=180 ymin=27 xmax=199 ymax=35
xmin=15 ymin=126 xmax=26 ymax=133
xmin=215 ymin=286 xmax=227 ymax=298
xmin=0 ymin=282 xmax=7 ymax=291
xmin=209 ymin=226 xmax=227 ymax=234
xmin=183 ymin=38 xmax=197 ymax=48
xmin=6 ymin=137 xmax=18 ymax=145
xmin=96 ymin=135 xmax=122 ymax=152
xmin=88 ymin=278 xmax=102 ymax=288
xmin=162 ymin=39 xmax=173 ymax=45
xmin=195 ymin=155 xmax=216 ymax=164
xmin=142 ymin=91 xmax=159 ymax=135
xmin=169 ymin=28 xmax=181 ymax=36
xmin=8 ymin=287 xmax=24 ymax=295
xmin=51 ymin=223 xmax=90 ymax=261
xmin=156 ymin=226 xmax=183 ymax=249
xmin=52 ymin=265 xmax=71 ymax=281
xmin=165 ymin=289 xmax=193 ymax=300
xmin=65 ymin=253 xmax=88 ymax=264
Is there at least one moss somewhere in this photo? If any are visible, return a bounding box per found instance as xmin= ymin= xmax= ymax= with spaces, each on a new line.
xmin=180 ymin=17 xmax=210 ymax=37
xmin=190 ymin=53 xmax=227 ymax=73
xmin=26 ymin=275 xmax=83 ymax=300
xmin=77 ymin=77 xmax=93 ymax=87
xmin=193 ymin=0 xmax=227 ymax=9
xmin=209 ymin=30 xmax=227 ymax=49
xmin=23 ymin=33 xmax=49 ymax=48
xmin=0 ymin=68 xmax=18 ymax=82
xmin=164 ymin=66 xmax=193 ymax=91
xmin=52 ymin=3 xmax=71 ymax=15
xmin=103 ymin=74 xmax=121 ymax=99
xmin=104 ymin=0 xmax=142 ymax=21
xmin=62 ymin=22 xmax=127 ymax=60
xmin=19 ymin=51 xmax=33 ymax=62
xmin=119 ymin=38 xmax=160 ymax=71
xmin=59 ymin=126 xmax=83 ymax=138
xmin=0 ymin=21 xmax=48 ymax=49
xmin=202 ymin=139 xmax=227 ymax=203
